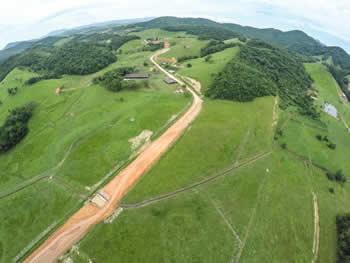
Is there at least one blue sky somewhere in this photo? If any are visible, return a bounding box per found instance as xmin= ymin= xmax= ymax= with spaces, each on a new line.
xmin=1 ymin=0 xmax=350 ymax=52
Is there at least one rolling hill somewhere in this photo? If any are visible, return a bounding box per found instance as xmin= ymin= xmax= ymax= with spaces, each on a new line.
xmin=0 ymin=16 xmax=349 ymax=263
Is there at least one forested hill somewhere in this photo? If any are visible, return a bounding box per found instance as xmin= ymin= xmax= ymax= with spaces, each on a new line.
xmin=135 ymin=17 xmax=350 ymax=71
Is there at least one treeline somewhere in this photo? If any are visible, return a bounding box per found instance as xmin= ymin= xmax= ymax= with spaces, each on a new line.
xmin=336 ymin=215 xmax=350 ymax=262
xmin=200 ymin=40 xmax=241 ymax=57
xmin=93 ymin=67 xmax=139 ymax=92
xmin=178 ymin=56 xmax=198 ymax=63
xmin=206 ymin=39 xmax=319 ymax=118
xmin=325 ymin=64 xmax=350 ymax=100
xmin=163 ymin=25 xmax=240 ymax=41
xmin=0 ymin=103 xmax=34 ymax=153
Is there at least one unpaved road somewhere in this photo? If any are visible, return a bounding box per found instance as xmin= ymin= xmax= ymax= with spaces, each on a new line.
xmin=24 ymin=42 xmax=202 ymax=263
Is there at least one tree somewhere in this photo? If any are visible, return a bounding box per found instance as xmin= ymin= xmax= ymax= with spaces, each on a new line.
xmin=8 ymin=87 xmax=18 ymax=96
xmin=205 ymin=55 xmax=213 ymax=63
xmin=328 ymin=143 xmax=337 ymax=150
xmin=316 ymin=135 xmax=322 ymax=141
xmin=187 ymin=63 xmax=192 ymax=68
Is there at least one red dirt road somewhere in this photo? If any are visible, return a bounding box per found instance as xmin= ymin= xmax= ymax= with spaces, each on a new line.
xmin=24 ymin=44 xmax=202 ymax=263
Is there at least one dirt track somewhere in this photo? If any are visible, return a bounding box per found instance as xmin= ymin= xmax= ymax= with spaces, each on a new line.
xmin=24 ymin=43 xmax=203 ymax=263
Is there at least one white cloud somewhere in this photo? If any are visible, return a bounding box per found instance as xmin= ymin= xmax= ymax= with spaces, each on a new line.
xmin=1 ymin=0 xmax=350 ymax=52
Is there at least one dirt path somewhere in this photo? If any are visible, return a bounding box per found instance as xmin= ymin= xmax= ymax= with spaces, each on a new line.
xmin=184 ymin=76 xmax=202 ymax=94
xmin=233 ymin=171 xmax=269 ymax=263
xmin=272 ymin=96 xmax=278 ymax=127
xmin=24 ymin=43 xmax=203 ymax=263
xmin=312 ymin=192 xmax=320 ymax=263
xmin=210 ymin=199 xmax=243 ymax=247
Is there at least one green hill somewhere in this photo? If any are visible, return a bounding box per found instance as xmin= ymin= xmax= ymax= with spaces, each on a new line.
xmin=0 ymin=17 xmax=350 ymax=263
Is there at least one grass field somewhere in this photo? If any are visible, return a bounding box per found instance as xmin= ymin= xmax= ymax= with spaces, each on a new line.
xmin=159 ymin=37 xmax=209 ymax=60
xmin=133 ymin=29 xmax=188 ymax=41
xmin=177 ymin=46 xmax=240 ymax=91
xmin=61 ymin=149 xmax=340 ymax=263
xmin=0 ymin=44 xmax=190 ymax=194
xmin=305 ymin=63 xmax=350 ymax=124
xmin=0 ymin=38 xmax=192 ymax=262
xmin=278 ymin=63 xmax=350 ymax=176
xmin=122 ymin=96 xmax=274 ymax=204
xmin=0 ymin=180 xmax=81 ymax=263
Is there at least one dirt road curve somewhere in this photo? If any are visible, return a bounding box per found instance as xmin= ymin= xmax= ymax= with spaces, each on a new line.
xmin=24 ymin=43 xmax=202 ymax=263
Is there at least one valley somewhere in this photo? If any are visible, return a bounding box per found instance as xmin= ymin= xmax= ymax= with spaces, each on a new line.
xmin=0 ymin=16 xmax=349 ymax=263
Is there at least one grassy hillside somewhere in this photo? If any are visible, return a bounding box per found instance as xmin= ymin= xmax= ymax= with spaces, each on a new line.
xmin=60 ymin=150 xmax=338 ymax=263
xmin=0 ymin=38 xmax=191 ymax=261
xmin=122 ymin=96 xmax=275 ymax=204
xmin=0 ymin=181 xmax=81 ymax=263
xmin=177 ymin=46 xmax=240 ymax=91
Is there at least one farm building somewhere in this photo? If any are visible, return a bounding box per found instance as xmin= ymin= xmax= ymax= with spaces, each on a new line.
xmin=124 ymin=73 xmax=150 ymax=80
xmin=164 ymin=77 xmax=177 ymax=84
xmin=324 ymin=103 xmax=338 ymax=118
xmin=168 ymin=70 xmax=175 ymax=74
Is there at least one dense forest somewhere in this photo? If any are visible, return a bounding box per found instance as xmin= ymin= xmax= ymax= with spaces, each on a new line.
xmin=336 ymin=215 xmax=350 ymax=262
xmin=206 ymin=60 xmax=276 ymax=101
xmin=0 ymin=34 xmax=139 ymax=82
xmin=207 ymin=39 xmax=319 ymax=118
xmin=0 ymin=103 xmax=34 ymax=153
xmin=163 ymin=25 xmax=240 ymax=41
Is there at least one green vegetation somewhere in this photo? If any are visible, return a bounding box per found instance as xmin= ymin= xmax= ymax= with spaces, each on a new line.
xmin=336 ymin=214 xmax=350 ymax=262
xmin=0 ymin=181 xmax=81 ymax=263
xmin=178 ymin=46 xmax=240 ymax=91
xmin=0 ymin=103 xmax=34 ymax=153
xmin=93 ymin=67 xmax=136 ymax=92
xmin=206 ymin=60 xmax=276 ymax=102
xmin=163 ymin=25 xmax=240 ymax=41
xmin=63 ymin=150 xmax=328 ymax=263
xmin=327 ymin=170 xmax=346 ymax=184
xmin=123 ymin=96 xmax=274 ymax=204
xmin=0 ymin=35 xmax=139 ymax=82
xmin=200 ymin=40 xmax=241 ymax=57
xmin=206 ymin=40 xmax=319 ymax=118
xmin=161 ymin=38 xmax=208 ymax=61
xmin=142 ymin=42 xmax=164 ymax=52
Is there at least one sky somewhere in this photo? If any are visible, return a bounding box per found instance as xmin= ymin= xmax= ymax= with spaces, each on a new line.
xmin=1 ymin=0 xmax=350 ymax=52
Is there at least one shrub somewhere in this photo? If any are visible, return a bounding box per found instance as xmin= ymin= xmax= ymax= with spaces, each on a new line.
xmin=327 ymin=170 xmax=346 ymax=185
xmin=8 ymin=87 xmax=18 ymax=96
xmin=328 ymin=143 xmax=337 ymax=150
xmin=187 ymin=63 xmax=192 ymax=68
xmin=316 ymin=135 xmax=322 ymax=141
xmin=178 ymin=56 xmax=198 ymax=63
xmin=281 ymin=143 xmax=287 ymax=149
xmin=329 ymin=187 xmax=335 ymax=194
xmin=205 ymin=55 xmax=213 ymax=63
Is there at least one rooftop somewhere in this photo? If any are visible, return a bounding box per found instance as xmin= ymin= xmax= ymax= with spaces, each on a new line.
xmin=124 ymin=73 xmax=150 ymax=79
xmin=164 ymin=77 xmax=177 ymax=84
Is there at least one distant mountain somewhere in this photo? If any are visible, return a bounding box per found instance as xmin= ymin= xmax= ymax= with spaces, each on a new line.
xmin=0 ymin=17 xmax=154 ymax=62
